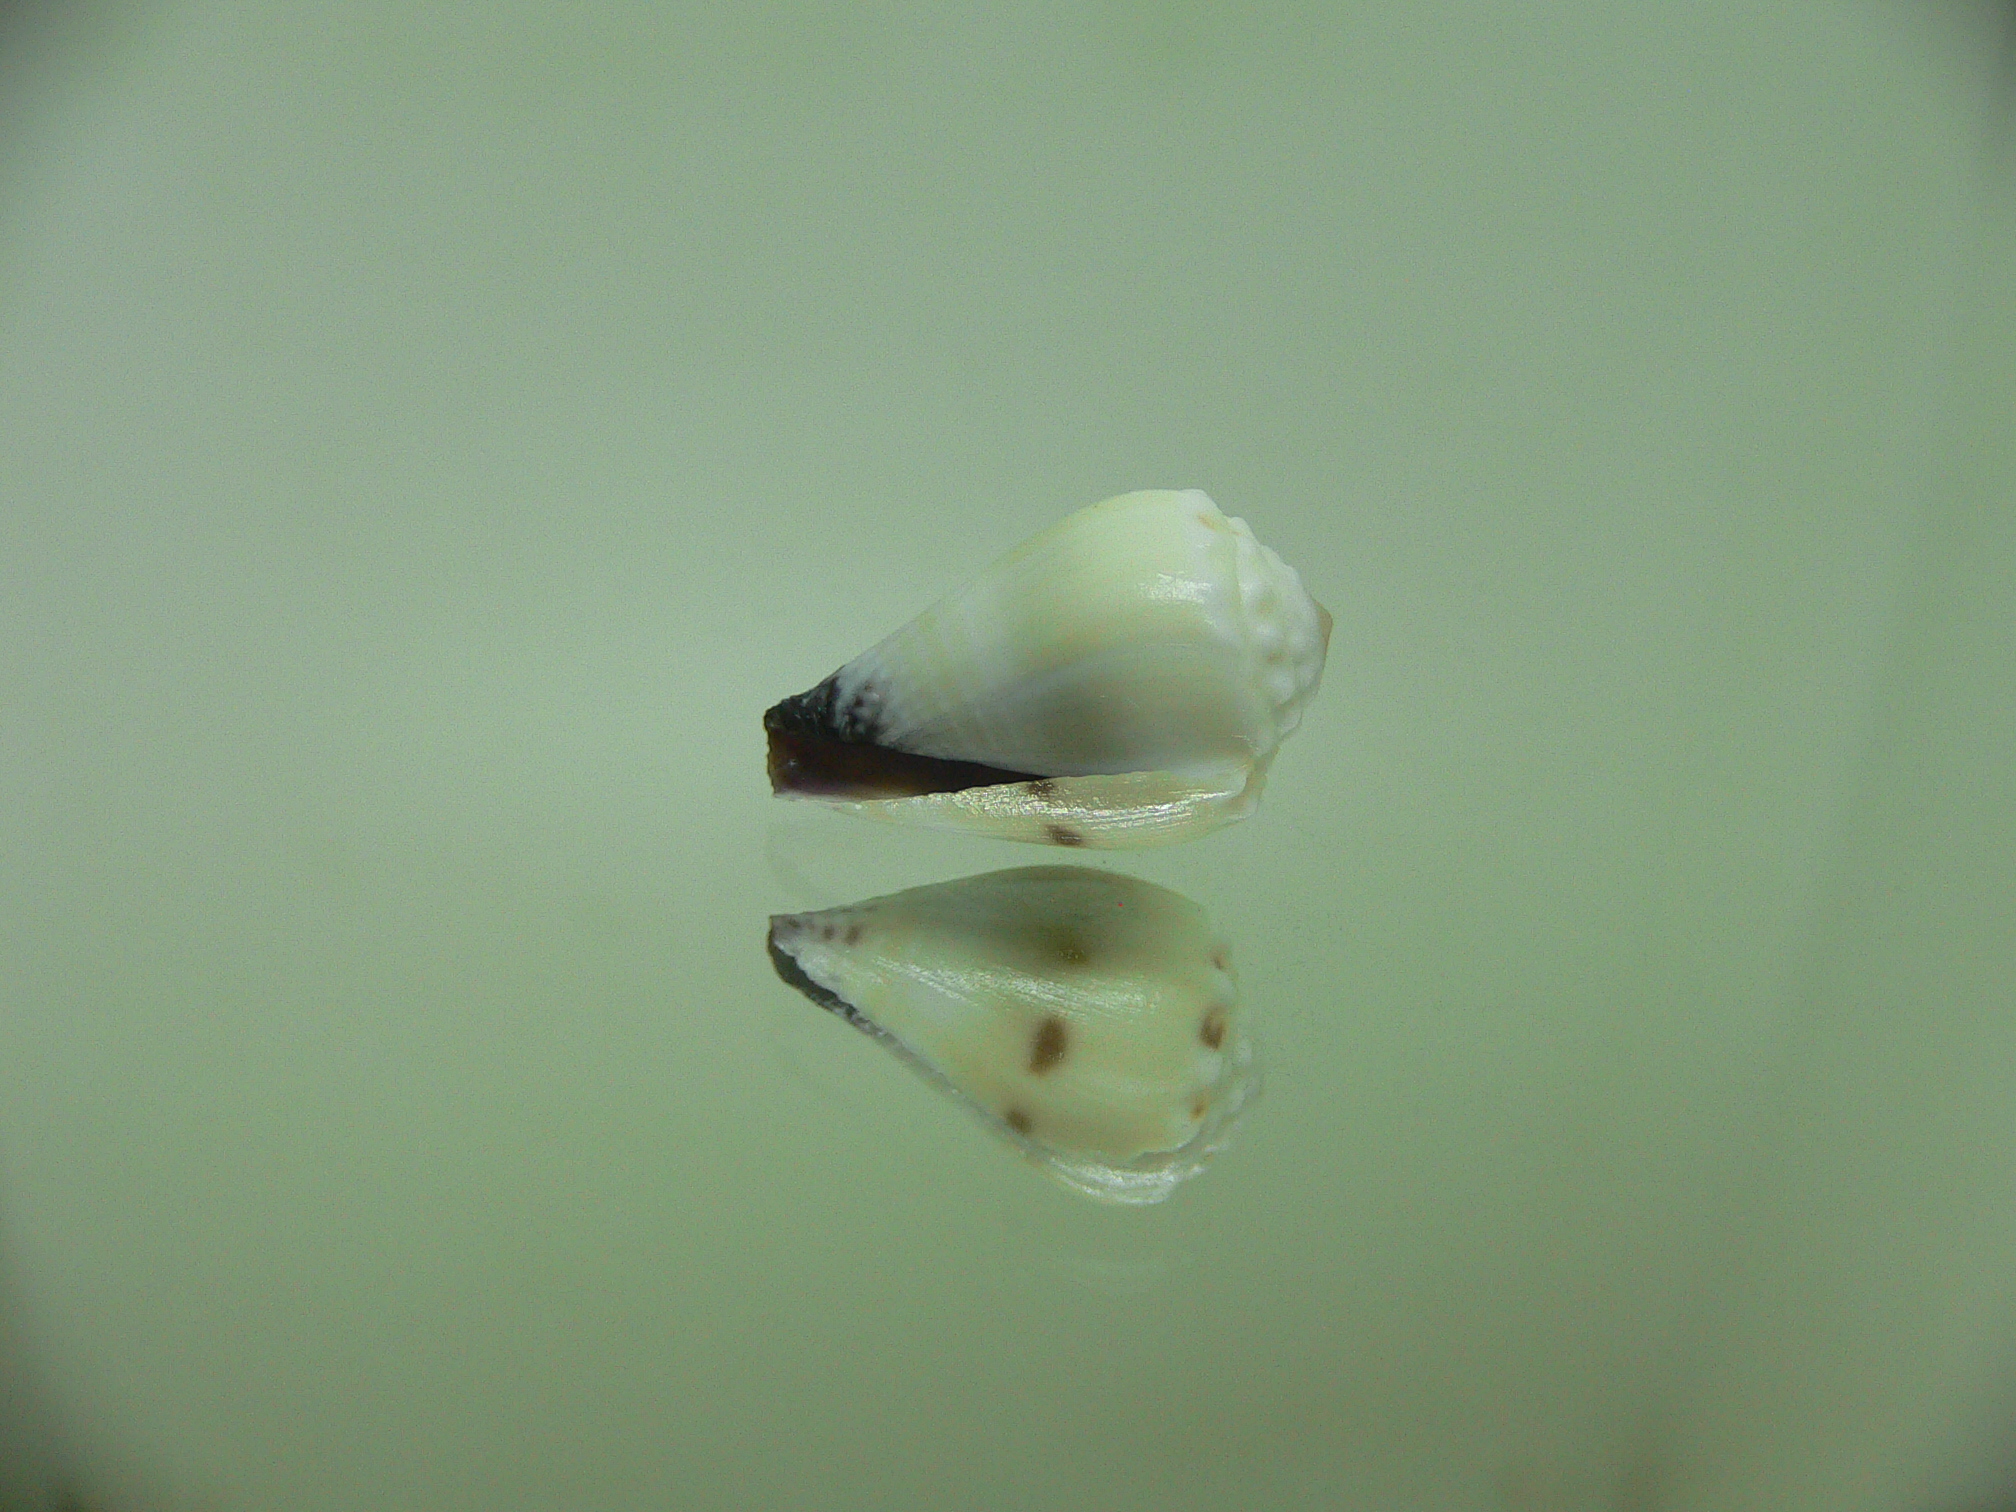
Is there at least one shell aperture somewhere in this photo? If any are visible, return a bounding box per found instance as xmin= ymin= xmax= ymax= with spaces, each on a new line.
xmin=766 ymin=867 xmax=1256 ymax=1205
xmin=764 ymin=489 xmax=1331 ymax=847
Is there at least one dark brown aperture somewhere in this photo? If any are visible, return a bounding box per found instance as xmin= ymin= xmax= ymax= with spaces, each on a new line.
xmin=764 ymin=683 xmax=1044 ymax=800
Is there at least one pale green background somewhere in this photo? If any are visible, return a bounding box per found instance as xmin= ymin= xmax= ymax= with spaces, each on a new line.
xmin=2 ymin=3 xmax=2014 ymax=1510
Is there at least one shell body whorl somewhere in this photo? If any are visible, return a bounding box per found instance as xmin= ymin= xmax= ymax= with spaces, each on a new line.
xmin=764 ymin=489 xmax=1330 ymax=847
xmin=767 ymin=866 xmax=1257 ymax=1204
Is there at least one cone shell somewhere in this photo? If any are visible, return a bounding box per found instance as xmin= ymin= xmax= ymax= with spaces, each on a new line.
xmin=765 ymin=489 xmax=1330 ymax=847
xmin=767 ymin=867 xmax=1257 ymax=1204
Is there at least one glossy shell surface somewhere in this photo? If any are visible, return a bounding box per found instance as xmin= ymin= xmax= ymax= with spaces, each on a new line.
xmin=767 ymin=866 xmax=1257 ymax=1203
xmin=765 ymin=489 xmax=1330 ymax=847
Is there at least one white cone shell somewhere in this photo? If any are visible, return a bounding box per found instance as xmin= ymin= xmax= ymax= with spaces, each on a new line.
xmin=769 ymin=867 xmax=1256 ymax=1204
xmin=796 ymin=489 xmax=1329 ymax=847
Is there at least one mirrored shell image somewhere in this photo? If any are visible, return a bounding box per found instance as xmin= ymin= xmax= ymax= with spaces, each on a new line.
xmin=767 ymin=866 xmax=1257 ymax=1204
xmin=764 ymin=489 xmax=1331 ymax=847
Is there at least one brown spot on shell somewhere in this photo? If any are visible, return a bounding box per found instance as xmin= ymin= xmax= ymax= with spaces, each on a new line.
xmin=1192 ymin=1094 xmax=1211 ymax=1120
xmin=1028 ymin=1015 xmax=1069 ymax=1074
xmin=1212 ymin=947 xmax=1230 ymax=972
xmin=1045 ymin=925 xmax=1090 ymax=966
xmin=844 ymin=924 xmax=862 ymax=945
xmin=1004 ymin=1107 xmax=1033 ymax=1135
xmin=1045 ymin=823 xmax=1085 ymax=847
xmin=1200 ymin=1007 xmax=1227 ymax=1050
xmin=1025 ymin=777 xmax=1056 ymax=797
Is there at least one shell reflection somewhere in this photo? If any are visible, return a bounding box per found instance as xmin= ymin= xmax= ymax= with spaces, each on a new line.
xmin=764 ymin=489 xmax=1330 ymax=847
xmin=767 ymin=866 xmax=1257 ymax=1204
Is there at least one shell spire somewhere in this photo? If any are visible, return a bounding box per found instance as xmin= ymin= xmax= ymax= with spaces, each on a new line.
xmin=764 ymin=489 xmax=1331 ymax=847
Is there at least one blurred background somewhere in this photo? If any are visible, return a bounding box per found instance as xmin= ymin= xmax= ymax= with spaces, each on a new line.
xmin=2 ymin=2 xmax=2013 ymax=1508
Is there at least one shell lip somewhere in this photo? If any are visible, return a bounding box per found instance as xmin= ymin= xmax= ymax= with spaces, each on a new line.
xmin=765 ymin=921 xmax=859 ymax=1024
xmin=767 ymin=918 xmax=909 ymax=1046
xmin=764 ymin=686 xmax=1044 ymax=800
